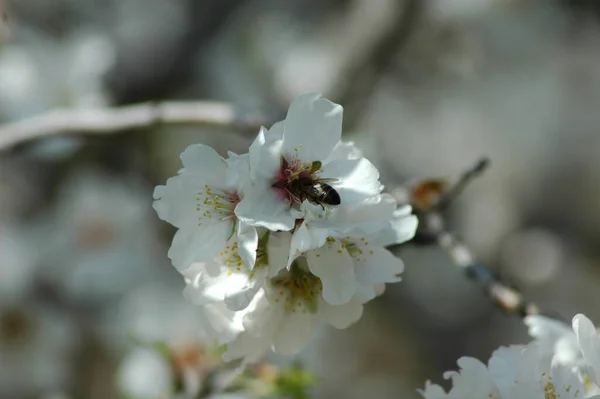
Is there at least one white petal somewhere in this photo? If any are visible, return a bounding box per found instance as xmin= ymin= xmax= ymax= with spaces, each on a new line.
xmin=242 ymin=290 xmax=283 ymax=337
xmin=550 ymin=362 xmax=586 ymax=399
xmin=354 ymin=285 xmax=377 ymax=303
xmin=282 ymin=93 xmax=343 ymax=162
xmin=168 ymin=222 xmax=231 ymax=270
xmin=266 ymin=231 xmax=292 ymax=277
xmin=224 ymin=266 xmax=269 ymax=311
xmin=445 ymin=357 xmax=496 ymax=398
xmin=321 ymin=157 xmax=382 ymax=205
xmin=194 ymin=302 xmax=243 ymax=345
xmin=288 ymin=221 xmax=329 ymax=266
xmin=249 ymin=124 xmax=283 ymax=180
xmin=310 ymin=194 xmax=398 ymax=238
xmin=525 ymin=315 xmax=573 ymax=342
xmin=370 ymin=210 xmax=418 ymax=247
xmin=222 ymin=331 xmax=272 ymax=365
xmin=573 ymin=314 xmax=600 ymax=384
xmin=180 ymin=144 xmax=227 ymax=182
xmin=318 ymin=296 xmax=363 ymax=329
xmin=153 ymin=172 xmax=228 ymax=230
xmin=183 ymin=260 xmax=267 ymax=311
xmin=236 ymin=222 xmax=258 ymax=270
xmin=418 ymin=381 xmax=449 ymax=399
xmin=306 ymin=240 xmax=357 ymax=305
xmin=272 ymin=311 xmax=316 ymax=355
xmin=118 ymin=348 xmax=173 ymax=399
xmin=324 ymin=141 xmax=363 ymax=163
xmin=353 ymin=244 xmax=404 ymax=284
xmin=225 ymin=152 xmax=251 ymax=192
xmin=488 ymin=345 xmax=526 ymax=398
xmin=235 ymin=184 xmax=295 ymax=231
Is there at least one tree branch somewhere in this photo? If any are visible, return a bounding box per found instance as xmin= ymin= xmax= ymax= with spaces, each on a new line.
xmin=401 ymin=159 xmax=556 ymax=320
xmin=0 ymin=101 xmax=267 ymax=151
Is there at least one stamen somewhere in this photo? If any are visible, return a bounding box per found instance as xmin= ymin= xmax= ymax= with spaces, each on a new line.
xmin=195 ymin=185 xmax=240 ymax=226
xmin=271 ymin=263 xmax=322 ymax=313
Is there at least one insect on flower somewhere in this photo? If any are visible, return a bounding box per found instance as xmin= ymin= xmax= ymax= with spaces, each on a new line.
xmin=272 ymin=161 xmax=341 ymax=209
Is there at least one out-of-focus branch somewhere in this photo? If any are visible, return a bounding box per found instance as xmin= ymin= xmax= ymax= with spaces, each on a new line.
xmin=403 ymin=158 xmax=545 ymax=319
xmin=0 ymin=101 xmax=267 ymax=151
xmin=337 ymin=0 xmax=422 ymax=129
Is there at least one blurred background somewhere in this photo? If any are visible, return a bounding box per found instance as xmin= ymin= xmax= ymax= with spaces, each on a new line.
xmin=1 ymin=0 xmax=600 ymax=398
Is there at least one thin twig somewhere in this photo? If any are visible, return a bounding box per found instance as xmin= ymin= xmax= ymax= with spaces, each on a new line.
xmin=337 ymin=0 xmax=422 ymax=129
xmin=0 ymin=101 xmax=267 ymax=151
xmin=436 ymin=157 xmax=490 ymax=210
xmin=406 ymin=159 xmax=549 ymax=320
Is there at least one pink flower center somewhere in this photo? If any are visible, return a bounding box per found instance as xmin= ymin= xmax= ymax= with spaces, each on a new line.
xmin=271 ymin=157 xmax=315 ymax=203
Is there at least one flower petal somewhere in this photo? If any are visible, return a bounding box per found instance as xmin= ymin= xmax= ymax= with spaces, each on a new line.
xmin=266 ymin=231 xmax=292 ymax=277
xmin=369 ymin=207 xmax=418 ymax=247
xmin=318 ymin=296 xmax=363 ymax=329
xmin=353 ymin=244 xmax=404 ymax=284
xmin=222 ymin=331 xmax=273 ymax=365
xmin=195 ymin=302 xmax=244 ymax=345
xmin=180 ymin=144 xmax=227 ymax=182
xmin=236 ymin=222 xmax=258 ymax=270
xmin=183 ymin=259 xmax=267 ymax=311
xmin=305 ymin=239 xmax=357 ymax=305
xmin=321 ymin=157 xmax=382 ymax=205
xmin=282 ymin=93 xmax=343 ymax=162
xmin=324 ymin=141 xmax=363 ymax=163
xmin=288 ymin=221 xmax=329 ymax=266
xmin=272 ymin=311 xmax=316 ymax=355
xmin=153 ymin=173 xmax=227 ymax=230
xmin=249 ymin=124 xmax=283 ymax=180
xmin=308 ymin=193 xmax=398 ymax=238
xmin=235 ymin=184 xmax=295 ymax=231
xmin=573 ymin=314 xmax=600 ymax=384
xmin=445 ymin=357 xmax=496 ymax=398
xmin=224 ymin=265 xmax=269 ymax=311
xmin=168 ymin=222 xmax=231 ymax=270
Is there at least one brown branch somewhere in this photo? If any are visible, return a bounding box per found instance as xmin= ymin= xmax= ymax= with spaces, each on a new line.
xmin=404 ymin=159 xmax=546 ymax=320
xmin=0 ymin=101 xmax=267 ymax=151
xmin=337 ymin=0 xmax=422 ymax=129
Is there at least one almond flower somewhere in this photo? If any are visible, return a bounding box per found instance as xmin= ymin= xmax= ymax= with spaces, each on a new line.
xmin=420 ymin=343 xmax=593 ymax=399
xmin=183 ymin=210 xmax=415 ymax=362
xmin=526 ymin=313 xmax=600 ymax=396
xmin=237 ymin=93 xmax=388 ymax=255
xmin=153 ymin=147 xmax=259 ymax=271
xmin=154 ymin=93 xmax=418 ymax=363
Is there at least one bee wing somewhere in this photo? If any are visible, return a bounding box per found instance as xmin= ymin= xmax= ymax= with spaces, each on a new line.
xmin=317 ymin=178 xmax=339 ymax=184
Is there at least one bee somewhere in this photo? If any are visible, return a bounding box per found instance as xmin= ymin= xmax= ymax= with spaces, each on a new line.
xmin=273 ymin=161 xmax=341 ymax=208
xmin=287 ymin=176 xmax=341 ymax=209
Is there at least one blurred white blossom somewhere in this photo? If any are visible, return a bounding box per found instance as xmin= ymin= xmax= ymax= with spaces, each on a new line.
xmin=38 ymin=169 xmax=169 ymax=305
xmin=0 ymin=223 xmax=38 ymax=302
xmin=117 ymin=346 xmax=174 ymax=399
xmin=420 ymin=343 xmax=587 ymax=399
xmin=0 ymin=302 xmax=78 ymax=397
xmin=527 ymin=313 xmax=600 ymax=396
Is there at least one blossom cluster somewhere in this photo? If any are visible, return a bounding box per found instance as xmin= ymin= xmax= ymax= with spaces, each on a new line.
xmin=421 ymin=314 xmax=600 ymax=399
xmin=153 ymin=93 xmax=418 ymax=363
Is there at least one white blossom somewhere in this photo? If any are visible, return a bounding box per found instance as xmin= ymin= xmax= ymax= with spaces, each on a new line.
xmin=420 ymin=343 xmax=591 ymax=399
xmin=525 ymin=314 xmax=583 ymax=367
xmin=117 ymin=347 xmax=174 ymax=399
xmin=0 ymin=302 xmax=78 ymax=397
xmin=156 ymin=92 xmax=418 ymax=363
xmin=38 ymin=169 xmax=168 ymax=305
xmin=183 ymin=227 xmax=410 ymax=362
xmin=236 ymin=93 xmax=385 ymax=243
xmin=526 ymin=313 xmax=600 ymax=395
xmin=154 ymin=145 xmax=259 ymax=271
